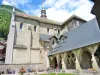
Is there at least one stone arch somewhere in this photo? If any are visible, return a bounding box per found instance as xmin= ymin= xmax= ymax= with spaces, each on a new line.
xmin=49 ymin=56 xmax=53 ymax=68
xmin=94 ymin=44 xmax=100 ymax=68
xmin=66 ymin=51 xmax=76 ymax=69
xmin=52 ymin=56 xmax=57 ymax=69
xmin=80 ymin=48 xmax=92 ymax=69
xmin=79 ymin=48 xmax=91 ymax=60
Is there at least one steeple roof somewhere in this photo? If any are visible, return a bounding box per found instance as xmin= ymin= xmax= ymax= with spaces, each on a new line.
xmin=41 ymin=5 xmax=47 ymax=18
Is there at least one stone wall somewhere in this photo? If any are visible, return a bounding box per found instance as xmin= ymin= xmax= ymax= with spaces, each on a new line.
xmin=0 ymin=64 xmax=43 ymax=72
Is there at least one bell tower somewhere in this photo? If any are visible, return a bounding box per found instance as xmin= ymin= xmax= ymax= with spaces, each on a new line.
xmin=41 ymin=6 xmax=47 ymax=18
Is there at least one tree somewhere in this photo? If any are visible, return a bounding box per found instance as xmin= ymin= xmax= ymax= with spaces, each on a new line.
xmin=0 ymin=5 xmax=25 ymax=40
xmin=0 ymin=9 xmax=11 ymax=40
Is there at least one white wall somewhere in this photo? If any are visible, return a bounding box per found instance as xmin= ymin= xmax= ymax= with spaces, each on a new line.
xmin=31 ymin=50 xmax=40 ymax=63
xmin=13 ymin=49 xmax=27 ymax=63
xmin=39 ymin=23 xmax=61 ymax=35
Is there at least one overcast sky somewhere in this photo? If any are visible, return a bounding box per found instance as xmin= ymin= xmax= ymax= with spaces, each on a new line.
xmin=0 ymin=0 xmax=95 ymax=22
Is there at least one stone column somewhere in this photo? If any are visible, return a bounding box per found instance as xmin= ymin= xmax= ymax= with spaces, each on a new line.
xmin=73 ymin=50 xmax=82 ymax=71
xmin=45 ymin=50 xmax=50 ymax=68
xmin=61 ymin=53 xmax=66 ymax=72
xmin=91 ymin=53 xmax=99 ymax=71
xmin=75 ymin=56 xmax=82 ymax=71
xmin=87 ymin=45 xmax=99 ymax=71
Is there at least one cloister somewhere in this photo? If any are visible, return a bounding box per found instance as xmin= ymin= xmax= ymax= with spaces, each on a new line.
xmin=49 ymin=43 xmax=100 ymax=71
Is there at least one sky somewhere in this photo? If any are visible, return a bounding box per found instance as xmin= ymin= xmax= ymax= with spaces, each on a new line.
xmin=0 ymin=0 xmax=95 ymax=22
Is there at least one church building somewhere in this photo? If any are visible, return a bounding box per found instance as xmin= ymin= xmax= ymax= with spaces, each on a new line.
xmin=0 ymin=0 xmax=100 ymax=72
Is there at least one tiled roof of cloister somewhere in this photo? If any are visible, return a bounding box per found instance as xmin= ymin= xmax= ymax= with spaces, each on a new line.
xmin=49 ymin=18 xmax=100 ymax=55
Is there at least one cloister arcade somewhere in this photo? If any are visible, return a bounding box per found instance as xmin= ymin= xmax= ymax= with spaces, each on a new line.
xmin=94 ymin=45 xmax=100 ymax=68
xmin=49 ymin=43 xmax=100 ymax=71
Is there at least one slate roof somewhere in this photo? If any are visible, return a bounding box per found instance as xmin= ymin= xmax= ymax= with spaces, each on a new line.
xmin=40 ymin=34 xmax=52 ymax=42
xmin=49 ymin=18 xmax=100 ymax=55
xmin=15 ymin=12 xmax=62 ymax=26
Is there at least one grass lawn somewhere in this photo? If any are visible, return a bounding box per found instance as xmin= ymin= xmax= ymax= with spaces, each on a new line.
xmin=40 ymin=73 xmax=78 ymax=75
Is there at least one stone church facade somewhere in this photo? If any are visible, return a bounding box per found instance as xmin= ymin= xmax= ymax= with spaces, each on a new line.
xmin=4 ymin=7 xmax=61 ymax=69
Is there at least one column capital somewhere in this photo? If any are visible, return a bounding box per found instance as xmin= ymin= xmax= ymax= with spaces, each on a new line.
xmin=49 ymin=56 xmax=54 ymax=61
xmin=86 ymin=44 xmax=99 ymax=54
xmin=55 ymin=54 xmax=60 ymax=59
xmin=72 ymin=49 xmax=81 ymax=58
xmin=61 ymin=53 xmax=66 ymax=58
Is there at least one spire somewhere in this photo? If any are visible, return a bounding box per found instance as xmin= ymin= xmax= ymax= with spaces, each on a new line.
xmin=41 ymin=4 xmax=47 ymax=18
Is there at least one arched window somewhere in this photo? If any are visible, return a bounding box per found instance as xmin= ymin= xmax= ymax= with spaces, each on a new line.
xmin=52 ymin=40 xmax=55 ymax=45
xmin=34 ymin=26 xmax=36 ymax=32
xmin=20 ymin=23 xmax=23 ymax=29
xmin=58 ymin=30 xmax=60 ymax=34
xmin=47 ymin=28 xmax=49 ymax=33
